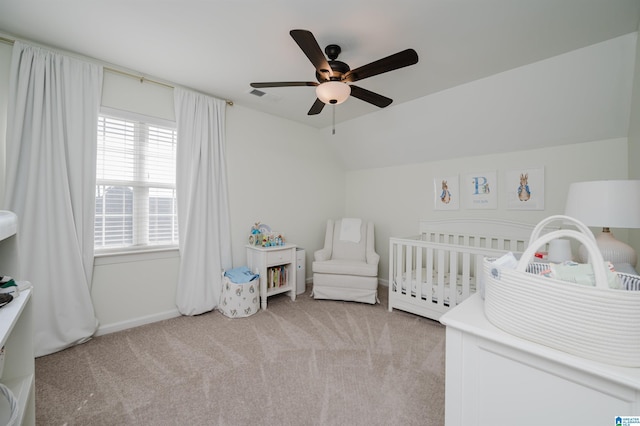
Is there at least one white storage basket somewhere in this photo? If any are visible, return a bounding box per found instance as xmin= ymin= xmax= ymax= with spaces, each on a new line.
xmin=484 ymin=215 xmax=640 ymax=367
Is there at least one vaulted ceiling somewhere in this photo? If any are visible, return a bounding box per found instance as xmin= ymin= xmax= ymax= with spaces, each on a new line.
xmin=0 ymin=0 xmax=639 ymax=131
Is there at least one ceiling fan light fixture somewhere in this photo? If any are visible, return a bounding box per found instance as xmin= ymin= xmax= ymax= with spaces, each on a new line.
xmin=316 ymin=81 xmax=351 ymax=105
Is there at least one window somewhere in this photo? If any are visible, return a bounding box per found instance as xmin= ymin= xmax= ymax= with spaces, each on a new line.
xmin=95 ymin=109 xmax=178 ymax=251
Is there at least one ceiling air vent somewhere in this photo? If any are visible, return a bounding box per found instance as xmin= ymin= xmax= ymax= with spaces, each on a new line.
xmin=246 ymin=88 xmax=281 ymax=103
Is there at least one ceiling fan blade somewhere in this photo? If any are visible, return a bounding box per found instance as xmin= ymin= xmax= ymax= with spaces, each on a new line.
xmin=308 ymin=98 xmax=325 ymax=115
xmin=290 ymin=29 xmax=332 ymax=79
xmin=250 ymin=81 xmax=318 ymax=88
xmin=349 ymin=85 xmax=393 ymax=108
xmin=344 ymin=49 xmax=418 ymax=83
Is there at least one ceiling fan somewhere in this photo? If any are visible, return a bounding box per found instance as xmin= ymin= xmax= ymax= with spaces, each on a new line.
xmin=250 ymin=29 xmax=419 ymax=116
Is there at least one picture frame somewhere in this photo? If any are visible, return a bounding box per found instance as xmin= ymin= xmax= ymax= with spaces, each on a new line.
xmin=462 ymin=170 xmax=497 ymax=209
xmin=433 ymin=175 xmax=460 ymax=210
xmin=505 ymin=167 xmax=545 ymax=210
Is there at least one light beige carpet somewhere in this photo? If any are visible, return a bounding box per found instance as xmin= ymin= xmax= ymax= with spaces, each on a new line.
xmin=35 ymin=286 xmax=445 ymax=425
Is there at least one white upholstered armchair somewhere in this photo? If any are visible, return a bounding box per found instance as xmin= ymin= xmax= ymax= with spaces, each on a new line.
xmin=312 ymin=218 xmax=379 ymax=304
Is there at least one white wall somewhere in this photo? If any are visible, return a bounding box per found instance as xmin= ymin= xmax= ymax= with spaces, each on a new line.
xmin=334 ymin=33 xmax=638 ymax=281
xmin=92 ymin=251 xmax=181 ymax=334
xmin=325 ymin=33 xmax=636 ymax=171
xmin=628 ymin=23 xmax=640 ymax=252
xmin=345 ymin=138 xmax=629 ymax=281
xmin=226 ymin=105 xmax=345 ymax=271
xmin=101 ymin=70 xmax=175 ymax=121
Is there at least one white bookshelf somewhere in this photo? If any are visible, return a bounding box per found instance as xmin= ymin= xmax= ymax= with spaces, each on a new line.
xmin=0 ymin=211 xmax=34 ymax=425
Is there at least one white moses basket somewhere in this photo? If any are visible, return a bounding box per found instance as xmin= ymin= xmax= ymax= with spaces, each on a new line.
xmin=484 ymin=215 xmax=640 ymax=367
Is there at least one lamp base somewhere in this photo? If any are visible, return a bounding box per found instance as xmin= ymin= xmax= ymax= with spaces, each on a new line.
xmin=578 ymin=229 xmax=637 ymax=267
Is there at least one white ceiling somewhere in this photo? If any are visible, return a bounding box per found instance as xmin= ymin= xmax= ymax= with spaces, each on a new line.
xmin=0 ymin=0 xmax=639 ymax=130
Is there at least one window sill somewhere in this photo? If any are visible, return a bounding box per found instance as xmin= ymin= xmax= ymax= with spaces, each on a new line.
xmin=94 ymin=246 xmax=179 ymax=266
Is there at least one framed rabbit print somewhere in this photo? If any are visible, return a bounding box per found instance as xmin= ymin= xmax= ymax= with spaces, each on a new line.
xmin=506 ymin=167 xmax=545 ymax=210
xmin=433 ymin=175 xmax=459 ymax=210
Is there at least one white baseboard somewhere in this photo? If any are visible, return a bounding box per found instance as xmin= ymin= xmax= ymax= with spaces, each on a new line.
xmin=95 ymin=309 xmax=181 ymax=336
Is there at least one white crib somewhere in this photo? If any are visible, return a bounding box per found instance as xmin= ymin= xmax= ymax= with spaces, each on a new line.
xmin=388 ymin=218 xmax=538 ymax=321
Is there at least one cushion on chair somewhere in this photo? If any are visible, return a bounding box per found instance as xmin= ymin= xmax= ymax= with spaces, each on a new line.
xmin=331 ymin=219 xmax=367 ymax=262
xmin=312 ymin=259 xmax=377 ymax=277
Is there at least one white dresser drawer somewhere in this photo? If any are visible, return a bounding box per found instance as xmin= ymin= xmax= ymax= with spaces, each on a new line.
xmin=266 ymin=249 xmax=292 ymax=265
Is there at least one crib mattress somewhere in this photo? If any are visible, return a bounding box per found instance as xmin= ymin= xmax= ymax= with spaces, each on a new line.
xmin=392 ymin=269 xmax=476 ymax=305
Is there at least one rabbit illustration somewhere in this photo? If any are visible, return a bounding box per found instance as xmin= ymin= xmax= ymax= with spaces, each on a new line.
xmin=440 ymin=180 xmax=451 ymax=204
xmin=518 ymin=173 xmax=531 ymax=201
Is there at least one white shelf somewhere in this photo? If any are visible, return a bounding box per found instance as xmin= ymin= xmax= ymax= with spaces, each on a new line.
xmin=0 ymin=212 xmax=17 ymax=242
xmin=0 ymin=212 xmax=35 ymax=426
xmin=0 ymin=289 xmax=31 ymax=350
xmin=266 ymin=285 xmax=292 ymax=297
xmin=0 ymin=374 xmax=35 ymax=425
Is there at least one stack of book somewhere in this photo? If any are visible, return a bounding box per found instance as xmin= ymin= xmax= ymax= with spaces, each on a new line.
xmin=267 ymin=265 xmax=288 ymax=289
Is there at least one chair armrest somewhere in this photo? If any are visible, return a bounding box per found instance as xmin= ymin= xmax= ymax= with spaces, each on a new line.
xmin=314 ymin=219 xmax=334 ymax=262
xmin=315 ymin=248 xmax=332 ymax=262
xmin=366 ymin=250 xmax=380 ymax=266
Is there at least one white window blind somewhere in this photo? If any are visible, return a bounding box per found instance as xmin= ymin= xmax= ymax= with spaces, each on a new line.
xmin=95 ymin=110 xmax=178 ymax=250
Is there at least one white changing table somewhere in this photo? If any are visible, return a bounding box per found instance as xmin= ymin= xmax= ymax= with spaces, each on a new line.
xmin=440 ymin=293 xmax=640 ymax=426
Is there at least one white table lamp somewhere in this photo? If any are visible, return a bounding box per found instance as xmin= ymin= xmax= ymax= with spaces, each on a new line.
xmin=564 ymin=179 xmax=640 ymax=267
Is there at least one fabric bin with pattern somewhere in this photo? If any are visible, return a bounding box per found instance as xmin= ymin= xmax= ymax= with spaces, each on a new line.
xmin=219 ymin=267 xmax=260 ymax=318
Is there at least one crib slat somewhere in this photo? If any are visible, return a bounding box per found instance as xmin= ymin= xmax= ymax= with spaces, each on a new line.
xmin=404 ymin=244 xmax=412 ymax=299
xmin=449 ymin=248 xmax=458 ymax=308
xmin=461 ymin=251 xmax=471 ymax=301
xmin=426 ymin=246 xmax=434 ymax=303
xmin=395 ymin=241 xmax=403 ymax=295
xmin=415 ymin=245 xmax=423 ymax=300
xmin=436 ymin=248 xmax=445 ymax=307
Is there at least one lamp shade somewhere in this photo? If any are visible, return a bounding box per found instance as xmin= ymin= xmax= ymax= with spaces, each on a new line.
xmin=564 ymin=180 xmax=640 ymax=229
xmin=564 ymin=179 xmax=640 ymax=266
xmin=315 ymin=81 xmax=351 ymax=105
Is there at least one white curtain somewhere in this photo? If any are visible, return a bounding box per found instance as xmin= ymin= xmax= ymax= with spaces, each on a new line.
xmin=5 ymin=42 xmax=101 ymax=356
xmin=174 ymin=88 xmax=232 ymax=315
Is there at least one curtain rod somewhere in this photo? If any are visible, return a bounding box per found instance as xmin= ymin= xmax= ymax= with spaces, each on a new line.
xmin=0 ymin=35 xmax=233 ymax=106
xmin=103 ymin=67 xmax=233 ymax=106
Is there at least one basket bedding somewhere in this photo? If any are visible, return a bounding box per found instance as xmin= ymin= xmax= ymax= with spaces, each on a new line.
xmin=525 ymin=262 xmax=640 ymax=291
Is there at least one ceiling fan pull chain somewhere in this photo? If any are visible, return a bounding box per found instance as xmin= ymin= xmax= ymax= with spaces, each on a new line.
xmin=332 ymin=104 xmax=336 ymax=135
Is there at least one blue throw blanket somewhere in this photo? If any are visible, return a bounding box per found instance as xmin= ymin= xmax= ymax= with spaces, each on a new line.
xmin=224 ymin=266 xmax=259 ymax=284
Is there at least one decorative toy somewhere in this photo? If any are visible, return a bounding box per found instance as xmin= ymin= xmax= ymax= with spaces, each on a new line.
xmin=248 ymin=222 xmax=286 ymax=247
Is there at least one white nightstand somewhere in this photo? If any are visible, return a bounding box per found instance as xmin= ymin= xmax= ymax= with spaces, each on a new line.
xmin=246 ymin=244 xmax=297 ymax=310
